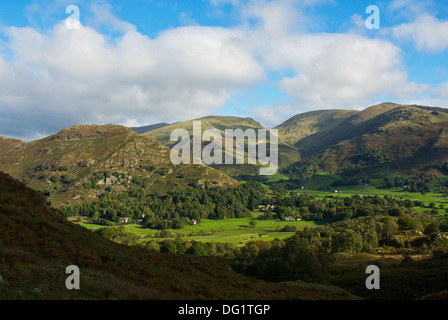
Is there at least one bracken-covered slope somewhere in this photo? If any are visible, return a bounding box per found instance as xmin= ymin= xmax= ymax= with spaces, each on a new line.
xmin=0 ymin=124 xmax=239 ymax=206
xmin=0 ymin=171 xmax=358 ymax=300
xmin=277 ymin=103 xmax=448 ymax=176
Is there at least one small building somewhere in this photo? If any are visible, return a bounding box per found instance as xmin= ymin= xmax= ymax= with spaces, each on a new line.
xmin=190 ymin=219 xmax=198 ymax=225
xmin=259 ymin=204 xmax=275 ymax=211
xmin=119 ymin=217 xmax=129 ymax=224
xmin=285 ymin=216 xmax=301 ymax=221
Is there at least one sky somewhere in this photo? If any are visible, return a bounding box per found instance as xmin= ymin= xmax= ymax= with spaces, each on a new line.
xmin=0 ymin=0 xmax=447 ymax=141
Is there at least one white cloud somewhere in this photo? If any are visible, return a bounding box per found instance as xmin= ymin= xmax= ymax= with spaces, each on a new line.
xmin=211 ymin=1 xmax=425 ymax=111
xmin=89 ymin=3 xmax=137 ymax=33
xmin=433 ymin=81 xmax=448 ymax=99
xmin=388 ymin=0 xmax=437 ymax=19
xmin=392 ymin=14 xmax=448 ymax=52
xmin=248 ymin=30 xmax=415 ymax=109
xmin=1 ymin=0 xmax=445 ymax=140
xmin=0 ymin=19 xmax=264 ymax=140
xmin=247 ymin=103 xmax=299 ymax=129
xmin=241 ymin=0 xmax=303 ymax=35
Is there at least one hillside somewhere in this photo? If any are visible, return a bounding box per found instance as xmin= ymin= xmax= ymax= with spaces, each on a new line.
xmin=275 ymin=109 xmax=358 ymax=149
xmin=277 ymin=103 xmax=448 ymax=177
xmin=0 ymin=124 xmax=239 ymax=206
xmin=0 ymin=171 xmax=358 ymax=300
xmin=141 ymin=116 xmax=301 ymax=177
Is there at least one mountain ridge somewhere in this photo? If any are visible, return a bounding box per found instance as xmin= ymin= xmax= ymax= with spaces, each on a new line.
xmin=278 ymin=103 xmax=448 ymax=177
xmin=2 ymin=102 xmax=448 ymax=189
xmin=140 ymin=115 xmax=302 ymax=177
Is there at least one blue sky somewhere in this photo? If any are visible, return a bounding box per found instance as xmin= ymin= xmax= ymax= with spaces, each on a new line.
xmin=0 ymin=0 xmax=447 ymax=140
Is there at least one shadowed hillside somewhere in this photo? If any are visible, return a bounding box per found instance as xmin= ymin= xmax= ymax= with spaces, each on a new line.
xmin=0 ymin=171 xmax=358 ymax=300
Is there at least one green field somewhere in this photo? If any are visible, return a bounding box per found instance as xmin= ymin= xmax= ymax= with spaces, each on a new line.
xmin=68 ymin=171 xmax=448 ymax=246
xmin=289 ymin=172 xmax=448 ymax=220
xmin=69 ymin=216 xmax=317 ymax=245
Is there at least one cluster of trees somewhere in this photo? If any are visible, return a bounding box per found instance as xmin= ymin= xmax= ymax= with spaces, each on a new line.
xmin=95 ymin=226 xmax=140 ymax=246
xmin=382 ymin=175 xmax=431 ymax=193
xmin=356 ymin=147 xmax=389 ymax=166
xmin=139 ymin=238 xmax=236 ymax=256
xmin=231 ymin=237 xmax=328 ymax=283
xmin=438 ymin=161 xmax=448 ymax=175
xmin=49 ymin=174 xmax=74 ymax=185
xmin=264 ymin=191 xmax=423 ymax=223
xmin=63 ymin=176 xmax=445 ymax=229
xmin=231 ymin=214 xmax=448 ymax=283
xmin=61 ymin=181 xmax=267 ymax=226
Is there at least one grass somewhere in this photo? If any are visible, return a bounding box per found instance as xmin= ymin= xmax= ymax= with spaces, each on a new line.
xmin=69 ymin=172 xmax=448 ymax=245
xmin=70 ymin=216 xmax=318 ymax=245
xmin=299 ymin=172 xmax=342 ymax=190
xmin=291 ymin=174 xmax=448 ymax=220
xmin=264 ymin=173 xmax=290 ymax=183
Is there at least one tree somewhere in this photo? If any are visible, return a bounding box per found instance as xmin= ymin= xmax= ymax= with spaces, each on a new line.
xmin=159 ymin=240 xmax=177 ymax=254
xmin=380 ymin=217 xmax=398 ymax=239
xmin=398 ymin=215 xmax=417 ymax=231
xmin=171 ymin=217 xmax=185 ymax=230
xmin=332 ymin=229 xmax=363 ymax=253
xmin=424 ymin=223 xmax=440 ymax=238
xmin=249 ymin=220 xmax=257 ymax=228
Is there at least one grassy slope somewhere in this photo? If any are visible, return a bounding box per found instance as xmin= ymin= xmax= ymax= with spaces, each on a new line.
xmin=70 ymin=217 xmax=318 ymax=245
xmin=0 ymin=171 xmax=358 ymax=300
xmin=275 ymin=109 xmax=358 ymax=149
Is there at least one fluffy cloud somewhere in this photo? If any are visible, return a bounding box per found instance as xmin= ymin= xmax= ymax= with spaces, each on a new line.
xmin=0 ymin=20 xmax=264 ymax=140
xmin=388 ymin=0 xmax=437 ymax=19
xmin=240 ymin=25 xmax=416 ymax=111
xmin=246 ymin=103 xmax=300 ymax=129
xmin=211 ymin=0 xmax=426 ymax=111
xmin=274 ymin=34 xmax=409 ymax=108
xmin=0 ymin=0 xmax=443 ymax=140
xmin=392 ymin=14 xmax=448 ymax=52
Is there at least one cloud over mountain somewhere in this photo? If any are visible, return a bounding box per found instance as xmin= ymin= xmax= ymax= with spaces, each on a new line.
xmin=0 ymin=17 xmax=264 ymax=140
xmin=0 ymin=0 xmax=447 ymax=140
